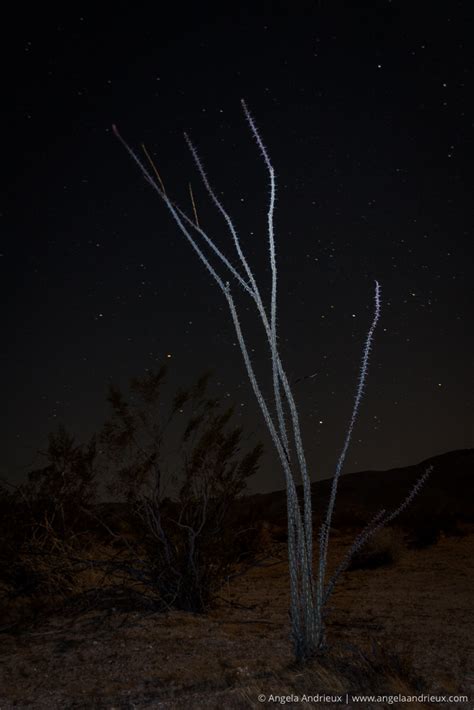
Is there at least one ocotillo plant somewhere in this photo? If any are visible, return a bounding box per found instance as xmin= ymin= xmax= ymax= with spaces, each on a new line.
xmin=113 ymin=101 xmax=430 ymax=662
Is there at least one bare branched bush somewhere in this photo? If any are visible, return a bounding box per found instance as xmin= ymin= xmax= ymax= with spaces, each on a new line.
xmin=100 ymin=365 xmax=263 ymax=613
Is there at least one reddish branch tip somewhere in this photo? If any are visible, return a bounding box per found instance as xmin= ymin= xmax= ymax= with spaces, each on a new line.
xmin=112 ymin=124 xmax=120 ymax=137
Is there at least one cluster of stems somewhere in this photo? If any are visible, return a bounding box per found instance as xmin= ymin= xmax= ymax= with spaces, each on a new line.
xmin=113 ymin=102 xmax=430 ymax=661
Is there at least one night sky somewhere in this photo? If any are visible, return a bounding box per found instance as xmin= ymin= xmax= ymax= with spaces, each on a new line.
xmin=2 ymin=3 xmax=473 ymax=494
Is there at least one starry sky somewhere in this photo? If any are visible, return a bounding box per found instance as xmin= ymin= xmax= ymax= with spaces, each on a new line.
xmin=2 ymin=2 xmax=473 ymax=494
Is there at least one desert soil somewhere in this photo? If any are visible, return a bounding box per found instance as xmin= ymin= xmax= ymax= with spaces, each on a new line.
xmin=0 ymin=529 xmax=473 ymax=709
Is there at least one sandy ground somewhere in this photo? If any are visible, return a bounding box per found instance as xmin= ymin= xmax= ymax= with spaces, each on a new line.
xmin=0 ymin=529 xmax=472 ymax=709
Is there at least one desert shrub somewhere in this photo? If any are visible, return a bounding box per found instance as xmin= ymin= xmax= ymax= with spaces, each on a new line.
xmin=407 ymin=508 xmax=464 ymax=549
xmin=20 ymin=426 xmax=98 ymax=537
xmin=100 ymin=365 xmax=263 ymax=613
xmin=0 ymin=427 xmax=99 ymax=607
xmin=347 ymin=527 xmax=405 ymax=571
xmin=408 ymin=516 xmax=441 ymax=549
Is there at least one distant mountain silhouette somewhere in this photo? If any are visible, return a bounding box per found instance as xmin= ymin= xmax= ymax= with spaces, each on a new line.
xmin=243 ymin=449 xmax=474 ymax=530
xmin=95 ymin=449 xmax=473 ymax=537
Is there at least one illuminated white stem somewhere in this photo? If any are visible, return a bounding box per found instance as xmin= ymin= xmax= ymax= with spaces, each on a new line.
xmin=113 ymin=105 xmax=428 ymax=662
